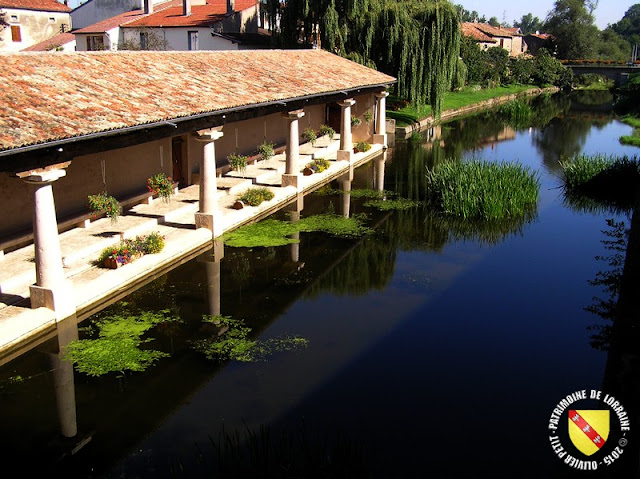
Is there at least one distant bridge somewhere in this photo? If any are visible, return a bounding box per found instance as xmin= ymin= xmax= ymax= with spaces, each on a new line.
xmin=566 ymin=64 xmax=638 ymax=86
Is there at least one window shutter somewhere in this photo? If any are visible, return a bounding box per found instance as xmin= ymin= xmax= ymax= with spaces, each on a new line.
xmin=11 ymin=25 xmax=22 ymax=42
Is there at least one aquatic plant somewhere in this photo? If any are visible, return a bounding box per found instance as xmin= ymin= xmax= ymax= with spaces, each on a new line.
xmin=314 ymin=188 xmax=393 ymax=199
xmin=223 ymin=214 xmax=373 ymax=248
xmin=363 ymin=198 xmax=421 ymax=211
xmin=319 ymin=124 xmax=335 ymax=140
xmin=62 ymin=310 xmax=175 ymax=376
xmin=88 ymin=191 xmax=121 ymax=223
xmin=257 ymin=141 xmax=276 ymax=162
xmin=425 ymin=160 xmax=540 ymax=220
xmin=498 ymin=99 xmax=532 ymax=128
xmin=147 ymin=172 xmax=174 ymax=202
xmin=190 ymin=316 xmax=308 ymax=362
xmin=238 ymin=187 xmax=275 ymax=207
xmin=560 ymin=154 xmax=640 ymax=214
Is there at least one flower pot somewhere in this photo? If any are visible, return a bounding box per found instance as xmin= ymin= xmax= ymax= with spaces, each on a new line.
xmin=104 ymin=257 xmax=121 ymax=269
xmin=303 ymin=167 xmax=314 ymax=176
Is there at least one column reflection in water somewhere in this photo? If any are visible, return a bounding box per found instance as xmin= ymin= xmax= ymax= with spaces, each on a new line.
xmin=204 ymin=240 xmax=224 ymax=318
xmin=339 ymin=168 xmax=353 ymax=218
xmin=47 ymin=315 xmax=79 ymax=438
xmin=288 ymin=193 xmax=304 ymax=264
xmin=374 ymin=151 xmax=387 ymax=193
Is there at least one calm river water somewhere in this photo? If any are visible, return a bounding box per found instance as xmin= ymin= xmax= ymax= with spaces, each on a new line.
xmin=2 ymin=91 xmax=640 ymax=478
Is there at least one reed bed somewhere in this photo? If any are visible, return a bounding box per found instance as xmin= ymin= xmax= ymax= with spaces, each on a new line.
xmin=425 ymin=160 xmax=540 ymax=220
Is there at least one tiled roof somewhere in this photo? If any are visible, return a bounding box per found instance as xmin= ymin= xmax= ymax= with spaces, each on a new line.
xmin=0 ymin=0 xmax=70 ymax=12
xmin=22 ymin=31 xmax=74 ymax=50
xmin=124 ymin=0 xmax=257 ymax=27
xmin=470 ymin=22 xmax=513 ymax=38
xmin=461 ymin=23 xmax=495 ymax=43
xmin=0 ymin=50 xmax=395 ymax=152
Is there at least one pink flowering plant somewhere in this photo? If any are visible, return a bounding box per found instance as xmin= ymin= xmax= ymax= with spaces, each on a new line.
xmin=98 ymin=232 xmax=166 ymax=267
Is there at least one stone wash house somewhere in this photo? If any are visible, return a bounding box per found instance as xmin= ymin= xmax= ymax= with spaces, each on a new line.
xmin=0 ymin=0 xmax=71 ymax=51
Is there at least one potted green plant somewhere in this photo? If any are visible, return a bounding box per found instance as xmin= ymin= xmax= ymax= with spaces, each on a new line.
xmin=354 ymin=141 xmax=371 ymax=153
xmin=88 ymin=192 xmax=121 ymax=224
xmin=303 ymin=127 xmax=317 ymax=146
xmin=228 ymin=153 xmax=248 ymax=177
xmin=319 ymin=124 xmax=335 ymax=140
xmin=237 ymin=187 xmax=275 ymax=207
xmin=364 ymin=110 xmax=373 ymax=124
xmin=147 ymin=173 xmax=174 ymax=202
xmin=257 ymin=141 xmax=275 ymax=162
xmin=351 ymin=115 xmax=362 ymax=127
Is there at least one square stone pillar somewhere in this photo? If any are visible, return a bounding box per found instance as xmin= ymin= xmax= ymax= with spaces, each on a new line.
xmin=20 ymin=167 xmax=75 ymax=318
xmin=282 ymin=110 xmax=305 ymax=189
xmin=337 ymin=99 xmax=355 ymax=163
xmin=374 ymin=91 xmax=389 ymax=148
xmin=194 ymin=128 xmax=223 ymax=237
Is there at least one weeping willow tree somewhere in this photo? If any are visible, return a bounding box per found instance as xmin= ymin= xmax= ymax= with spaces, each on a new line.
xmin=265 ymin=0 xmax=460 ymax=116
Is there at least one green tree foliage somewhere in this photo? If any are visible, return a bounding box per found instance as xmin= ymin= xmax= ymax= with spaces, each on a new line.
xmin=455 ymin=5 xmax=486 ymax=23
xmin=460 ymin=36 xmax=490 ymax=85
xmin=488 ymin=16 xmax=500 ymax=27
xmin=514 ymin=13 xmax=543 ymax=35
xmin=598 ymin=27 xmax=631 ymax=61
xmin=266 ymin=0 xmax=461 ymax=115
xmin=484 ymin=47 xmax=510 ymax=83
xmin=531 ymin=49 xmax=573 ymax=87
xmin=544 ymin=0 xmax=600 ymax=59
xmin=612 ymin=4 xmax=640 ymax=48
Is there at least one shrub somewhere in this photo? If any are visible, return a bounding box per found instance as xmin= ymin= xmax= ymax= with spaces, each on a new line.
xmin=238 ymin=187 xmax=275 ymax=207
xmin=147 ymin=173 xmax=174 ymax=202
xmin=354 ymin=141 xmax=371 ymax=152
xmin=319 ymin=124 xmax=335 ymax=140
xmin=88 ymin=192 xmax=121 ymax=223
xmin=257 ymin=141 xmax=275 ymax=162
xmin=303 ymin=127 xmax=317 ymax=146
xmin=425 ymin=160 xmax=540 ymax=220
xmin=228 ymin=154 xmax=248 ymax=177
xmin=143 ymin=231 xmax=165 ymax=254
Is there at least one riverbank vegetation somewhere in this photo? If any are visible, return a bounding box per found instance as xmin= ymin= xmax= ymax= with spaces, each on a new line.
xmin=425 ymin=160 xmax=540 ymax=220
xmin=560 ymin=154 xmax=640 ymax=213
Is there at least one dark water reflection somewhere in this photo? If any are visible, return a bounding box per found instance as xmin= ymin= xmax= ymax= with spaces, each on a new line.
xmin=3 ymin=92 xmax=640 ymax=477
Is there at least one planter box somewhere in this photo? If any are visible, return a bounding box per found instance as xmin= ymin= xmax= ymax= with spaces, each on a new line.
xmin=103 ymin=257 xmax=121 ymax=269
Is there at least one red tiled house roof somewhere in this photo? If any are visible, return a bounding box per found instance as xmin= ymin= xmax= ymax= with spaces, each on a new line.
xmin=22 ymin=31 xmax=74 ymax=50
xmin=0 ymin=49 xmax=395 ymax=152
xmin=473 ymin=23 xmax=513 ymax=38
xmin=124 ymin=0 xmax=257 ymax=28
xmin=461 ymin=22 xmax=495 ymax=43
xmin=73 ymin=0 xmax=183 ymax=33
xmin=0 ymin=0 xmax=70 ymax=12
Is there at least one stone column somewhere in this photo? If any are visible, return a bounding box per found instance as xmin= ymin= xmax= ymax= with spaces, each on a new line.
xmin=21 ymin=168 xmax=74 ymax=316
xmin=204 ymin=240 xmax=224 ymax=317
xmin=337 ymin=99 xmax=355 ymax=163
xmin=194 ymin=128 xmax=223 ymax=238
xmin=373 ymin=91 xmax=389 ymax=147
xmin=282 ymin=110 xmax=305 ymax=189
xmin=287 ymin=195 xmax=303 ymax=263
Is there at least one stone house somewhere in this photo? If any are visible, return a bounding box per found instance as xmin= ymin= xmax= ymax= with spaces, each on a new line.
xmin=0 ymin=0 xmax=71 ymax=51
xmin=461 ymin=22 xmax=525 ymax=56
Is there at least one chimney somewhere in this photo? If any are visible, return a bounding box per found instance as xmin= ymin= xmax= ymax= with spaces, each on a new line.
xmin=227 ymin=0 xmax=235 ymax=15
xmin=183 ymin=0 xmax=191 ymax=16
xmin=143 ymin=0 xmax=153 ymax=14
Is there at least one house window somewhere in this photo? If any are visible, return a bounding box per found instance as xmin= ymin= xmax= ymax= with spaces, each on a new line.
xmin=11 ymin=25 xmax=21 ymax=42
xmin=60 ymin=23 xmax=68 ymax=33
xmin=500 ymin=38 xmax=504 ymax=47
xmin=188 ymin=30 xmax=198 ymax=50
xmin=86 ymin=35 xmax=104 ymax=51
xmin=49 ymin=17 xmax=55 ymax=23
xmin=10 ymin=15 xmax=18 ymax=22
xmin=140 ymin=32 xmax=148 ymax=50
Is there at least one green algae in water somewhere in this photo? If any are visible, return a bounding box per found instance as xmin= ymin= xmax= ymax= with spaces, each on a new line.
xmin=190 ymin=316 xmax=308 ymax=362
xmin=363 ymin=198 xmax=421 ymax=211
xmin=63 ymin=310 xmax=176 ymax=376
xmin=223 ymin=214 xmax=373 ymax=248
xmin=314 ymin=187 xmax=394 ymax=199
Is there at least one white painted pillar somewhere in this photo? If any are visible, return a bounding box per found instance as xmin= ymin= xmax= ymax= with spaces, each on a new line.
xmin=22 ymin=168 xmax=74 ymax=316
xmin=282 ymin=110 xmax=305 ymax=189
xmin=337 ymin=99 xmax=355 ymax=162
xmin=374 ymin=91 xmax=389 ymax=147
xmin=194 ymin=128 xmax=223 ymax=237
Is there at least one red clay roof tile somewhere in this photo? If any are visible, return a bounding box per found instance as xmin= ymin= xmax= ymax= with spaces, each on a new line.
xmin=0 ymin=50 xmax=395 ymax=152
xmin=124 ymin=0 xmax=257 ymax=27
xmin=0 ymin=0 xmax=70 ymax=12
xmin=22 ymin=31 xmax=75 ymax=50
